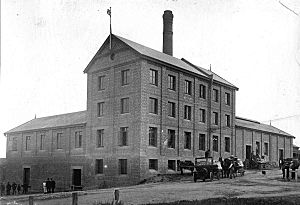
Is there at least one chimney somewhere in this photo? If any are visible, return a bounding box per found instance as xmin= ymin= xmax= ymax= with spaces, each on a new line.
xmin=163 ymin=10 xmax=173 ymax=56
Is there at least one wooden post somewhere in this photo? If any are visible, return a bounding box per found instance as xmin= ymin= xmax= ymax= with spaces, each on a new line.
xmin=72 ymin=192 xmax=78 ymax=205
xmin=29 ymin=196 xmax=34 ymax=205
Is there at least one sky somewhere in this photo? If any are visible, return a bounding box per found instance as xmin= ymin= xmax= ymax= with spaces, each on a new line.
xmin=1 ymin=0 xmax=299 ymax=158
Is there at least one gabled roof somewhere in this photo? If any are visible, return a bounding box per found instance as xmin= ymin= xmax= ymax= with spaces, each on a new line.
xmin=235 ymin=116 xmax=294 ymax=138
xmin=84 ymin=34 xmax=238 ymax=90
xmin=5 ymin=111 xmax=87 ymax=134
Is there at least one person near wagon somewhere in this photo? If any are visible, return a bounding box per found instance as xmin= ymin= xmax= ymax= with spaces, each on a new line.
xmin=17 ymin=184 xmax=21 ymax=194
xmin=12 ymin=182 xmax=17 ymax=195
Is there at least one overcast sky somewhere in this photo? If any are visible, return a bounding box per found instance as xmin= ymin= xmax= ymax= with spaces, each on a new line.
xmin=1 ymin=0 xmax=299 ymax=158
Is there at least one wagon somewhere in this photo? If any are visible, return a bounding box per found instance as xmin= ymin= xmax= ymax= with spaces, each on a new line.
xmin=193 ymin=157 xmax=221 ymax=182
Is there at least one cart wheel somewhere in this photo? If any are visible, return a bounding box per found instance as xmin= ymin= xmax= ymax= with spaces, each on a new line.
xmin=210 ymin=172 xmax=213 ymax=181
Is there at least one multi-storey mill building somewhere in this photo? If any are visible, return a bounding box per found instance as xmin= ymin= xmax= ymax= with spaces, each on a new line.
xmin=3 ymin=10 xmax=294 ymax=191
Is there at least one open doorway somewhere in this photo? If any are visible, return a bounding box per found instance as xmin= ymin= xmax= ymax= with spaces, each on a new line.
xmin=72 ymin=169 xmax=82 ymax=190
xmin=23 ymin=168 xmax=30 ymax=185
xmin=246 ymin=145 xmax=251 ymax=160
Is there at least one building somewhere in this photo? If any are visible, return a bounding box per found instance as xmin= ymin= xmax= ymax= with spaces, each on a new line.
xmin=3 ymin=10 xmax=294 ymax=192
xmin=293 ymin=145 xmax=300 ymax=160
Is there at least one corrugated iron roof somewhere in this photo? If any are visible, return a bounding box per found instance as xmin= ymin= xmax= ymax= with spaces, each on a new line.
xmin=236 ymin=116 xmax=294 ymax=138
xmin=5 ymin=111 xmax=86 ymax=134
xmin=114 ymin=35 xmax=238 ymax=89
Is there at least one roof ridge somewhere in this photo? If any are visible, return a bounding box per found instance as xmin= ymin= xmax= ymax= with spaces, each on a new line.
xmin=33 ymin=110 xmax=86 ymax=120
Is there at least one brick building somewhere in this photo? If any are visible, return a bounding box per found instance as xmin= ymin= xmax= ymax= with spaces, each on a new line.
xmin=3 ymin=10 xmax=294 ymax=192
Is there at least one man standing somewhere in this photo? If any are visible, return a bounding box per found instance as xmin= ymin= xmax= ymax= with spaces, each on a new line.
xmin=12 ymin=182 xmax=17 ymax=195
xmin=0 ymin=182 xmax=5 ymax=196
xmin=50 ymin=178 xmax=55 ymax=193
xmin=6 ymin=182 xmax=11 ymax=195
xmin=46 ymin=178 xmax=50 ymax=193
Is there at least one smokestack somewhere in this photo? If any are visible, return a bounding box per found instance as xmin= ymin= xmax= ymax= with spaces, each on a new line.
xmin=163 ymin=10 xmax=173 ymax=56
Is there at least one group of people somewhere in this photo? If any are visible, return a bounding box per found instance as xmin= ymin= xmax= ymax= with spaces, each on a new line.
xmin=0 ymin=182 xmax=23 ymax=196
xmin=42 ymin=178 xmax=56 ymax=194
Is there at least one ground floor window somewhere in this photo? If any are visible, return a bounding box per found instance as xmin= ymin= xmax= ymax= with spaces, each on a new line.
xmin=149 ymin=159 xmax=158 ymax=170
xmin=168 ymin=160 xmax=176 ymax=170
xmin=95 ymin=159 xmax=103 ymax=174
xmin=119 ymin=159 xmax=127 ymax=175
xmin=225 ymin=137 xmax=230 ymax=153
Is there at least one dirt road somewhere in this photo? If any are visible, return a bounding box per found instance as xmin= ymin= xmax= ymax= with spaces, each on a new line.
xmin=1 ymin=169 xmax=300 ymax=205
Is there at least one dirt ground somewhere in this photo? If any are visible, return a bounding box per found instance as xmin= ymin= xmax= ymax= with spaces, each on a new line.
xmin=1 ymin=169 xmax=300 ymax=205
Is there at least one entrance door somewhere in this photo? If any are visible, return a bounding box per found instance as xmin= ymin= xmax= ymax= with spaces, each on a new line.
xmin=72 ymin=169 xmax=81 ymax=186
xmin=246 ymin=145 xmax=251 ymax=160
xmin=279 ymin=149 xmax=284 ymax=161
xmin=23 ymin=168 xmax=30 ymax=185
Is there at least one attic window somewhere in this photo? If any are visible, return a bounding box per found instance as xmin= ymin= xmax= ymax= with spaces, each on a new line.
xmin=110 ymin=53 xmax=115 ymax=60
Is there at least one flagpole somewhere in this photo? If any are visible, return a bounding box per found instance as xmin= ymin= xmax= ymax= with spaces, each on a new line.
xmin=109 ymin=7 xmax=112 ymax=50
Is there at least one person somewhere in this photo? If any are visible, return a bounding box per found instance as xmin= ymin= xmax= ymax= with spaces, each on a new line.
xmin=12 ymin=182 xmax=17 ymax=195
xmin=6 ymin=182 xmax=11 ymax=195
xmin=0 ymin=182 xmax=5 ymax=196
xmin=17 ymin=184 xmax=21 ymax=194
xmin=50 ymin=178 xmax=55 ymax=193
xmin=205 ymin=149 xmax=211 ymax=158
xmin=42 ymin=180 xmax=47 ymax=194
xmin=46 ymin=178 xmax=50 ymax=193
xmin=22 ymin=183 xmax=28 ymax=194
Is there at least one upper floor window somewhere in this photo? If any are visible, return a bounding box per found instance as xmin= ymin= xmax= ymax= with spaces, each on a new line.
xmin=149 ymin=98 xmax=158 ymax=114
xmin=213 ymin=89 xmax=219 ymax=102
xmin=98 ymin=76 xmax=105 ymax=91
xmin=75 ymin=131 xmax=82 ymax=148
xmin=119 ymin=159 xmax=127 ymax=175
xmin=121 ymin=69 xmax=129 ymax=86
xmin=150 ymin=69 xmax=158 ymax=86
xmin=184 ymin=105 xmax=192 ymax=120
xmin=213 ymin=135 xmax=218 ymax=152
xmin=97 ymin=129 xmax=104 ymax=147
xmin=12 ymin=137 xmax=17 ymax=151
xmin=168 ymin=129 xmax=175 ymax=148
xmin=225 ymin=114 xmax=231 ymax=127
xmin=199 ymin=84 xmax=206 ymax=99
xmin=25 ymin=136 xmax=31 ymax=151
xmin=199 ymin=108 xmax=206 ymax=123
xmin=185 ymin=80 xmax=192 ymax=95
xmin=121 ymin=98 xmax=129 ymax=114
xmin=225 ymin=137 xmax=230 ymax=152
xmin=184 ymin=132 xmax=191 ymax=150
xmin=213 ymin=112 xmax=218 ymax=125
xmin=40 ymin=134 xmax=45 ymax=150
xmin=95 ymin=159 xmax=104 ymax=174
xmin=225 ymin=92 xmax=231 ymax=105
xmin=149 ymin=159 xmax=158 ymax=170
xmin=149 ymin=127 xmax=157 ymax=147
xmin=56 ymin=133 xmax=63 ymax=149
xmin=168 ymin=75 xmax=176 ymax=90
xmin=97 ymin=102 xmax=104 ymax=117
xmin=120 ymin=127 xmax=128 ymax=146
xmin=168 ymin=101 xmax=176 ymax=118
xmin=199 ymin=134 xmax=205 ymax=151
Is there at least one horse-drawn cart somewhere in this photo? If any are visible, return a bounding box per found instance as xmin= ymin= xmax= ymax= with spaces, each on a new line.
xmin=193 ymin=157 xmax=221 ymax=182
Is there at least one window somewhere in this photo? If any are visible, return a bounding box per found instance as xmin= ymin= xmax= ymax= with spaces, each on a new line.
xmin=149 ymin=127 xmax=157 ymax=147
xmin=149 ymin=98 xmax=158 ymax=114
xmin=199 ymin=134 xmax=205 ymax=151
xmin=97 ymin=102 xmax=104 ymax=117
xmin=184 ymin=132 xmax=191 ymax=150
xmin=25 ymin=136 xmax=31 ymax=151
xmin=256 ymin=141 xmax=260 ymax=155
xmin=150 ymin=69 xmax=158 ymax=86
xmin=75 ymin=131 xmax=82 ymax=148
xmin=199 ymin=109 xmax=206 ymax=123
xmin=121 ymin=98 xmax=129 ymax=114
xmin=213 ymin=112 xmax=218 ymax=125
xmin=168 ymin=129 xmax=175 ymax=148
xmin=121 ymin=69 xmax=129 ymax=85
xmin=98 ymin=76 xmax=105 ymax=90
xmin=56 ymin=133 xmax=63 ymax=149
xmin=264 ymin=142 xmax=269 ymax=156
xmin=149 ymin=159 xmax=158 ymax=170
xmin=95 ymin=159 xmax=104 ymax=174
xmin=225 ymin=92 xmax=231 ymax=105
xmin=225 ymin=114 xmax=230 ymax=127
xmin=120 ymin=127 xmax=128 ymax=146
xmin=40 ymin=134 xmax=45 ymax=150
xmin=119 ymin=159 xmax=127 ymax=174
xmin=213 ymin=89 xmax=219 ymax=102
xmin=225 ymin=137 xmax=230 ymax=152
xmin=12 ymin=137 xmax=17 ymax=151
xmin=199 ymin=84 xmax=206 ymax=99
xmin=168 ymin=102 xmax=176 ymax=117
xmin=168 ymin=75 xmax=176 ymax=90
xmin=168 ymin=160 xmax=176 ymax=170
xmin=184 ymin=105 xmax=192 ymax=120
xmin=213 ymin=135 xmax=218 ymax=152
xmin=97 ymin=129 xmax=104 ymax=147
xmin=185 ymin=80 xmax=192 ymax=95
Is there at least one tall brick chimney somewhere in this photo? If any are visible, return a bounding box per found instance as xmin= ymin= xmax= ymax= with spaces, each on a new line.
xmin=163 ymin=10 xmax=173 ymax=56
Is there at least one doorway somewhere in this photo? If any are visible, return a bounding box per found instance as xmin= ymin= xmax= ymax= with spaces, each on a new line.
xmin=246 ymin=145 xmax=251 ymax=160
xmin=279 ymin=149 xmax=284 ymax=161
xmin=23 ymin=168 xmax=30 ymax=185
xmin=72 ymin=169 xmax=81 ymax=186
